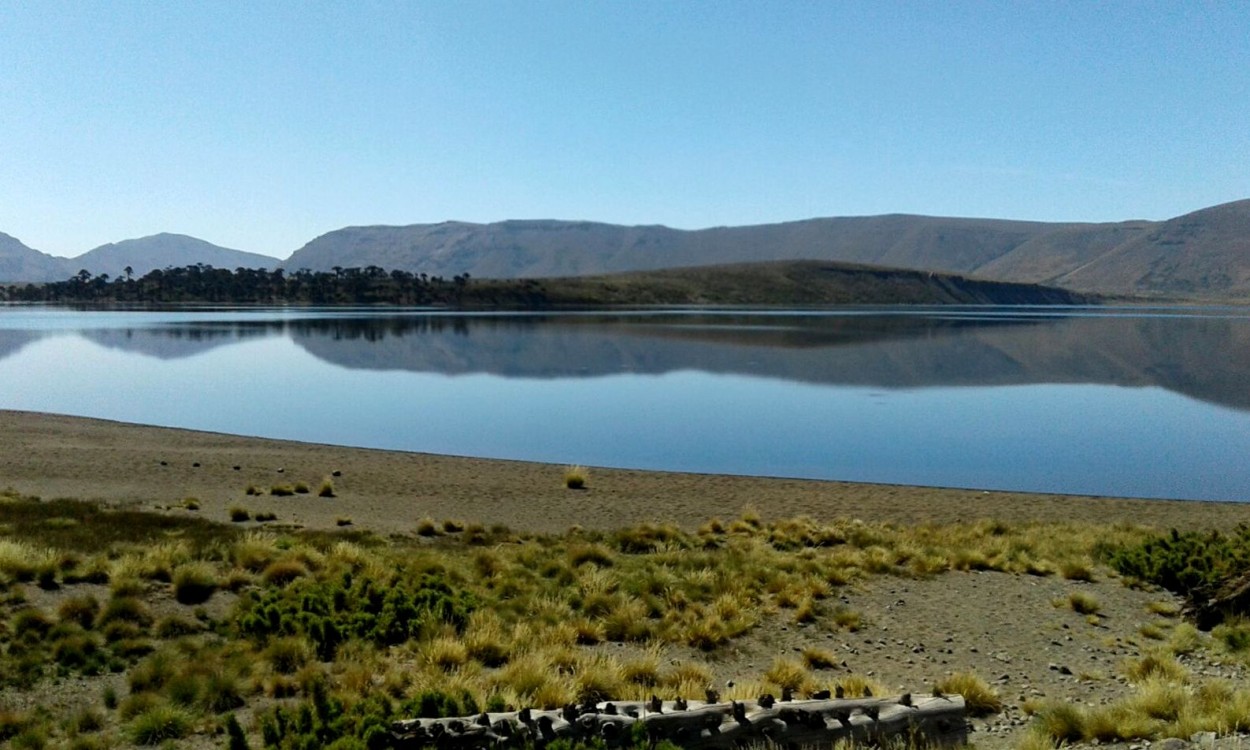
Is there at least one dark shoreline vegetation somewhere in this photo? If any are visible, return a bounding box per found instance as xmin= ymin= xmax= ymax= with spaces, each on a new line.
xmin=5 ymin=488 xmax=1250 ymax=748
xmin=0 ymin=260 xmax=1095 ymax=307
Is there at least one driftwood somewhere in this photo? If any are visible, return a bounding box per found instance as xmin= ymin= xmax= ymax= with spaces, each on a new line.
xmin=391 ymin=693 xmax=967 ymax=749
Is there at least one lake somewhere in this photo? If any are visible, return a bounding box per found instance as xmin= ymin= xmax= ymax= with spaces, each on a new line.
xmin=1 ymin=304 xmax=1248 ymax=502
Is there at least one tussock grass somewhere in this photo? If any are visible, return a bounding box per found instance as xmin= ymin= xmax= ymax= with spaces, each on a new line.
xmin=171 ymin=561 xmax=217 ymax=604
xmin=564 ymin=465 xmax=588 ymax=489
xmin=764 ymin=656 xmax=814 ymax=693
xmin=801 ymin=646 xmax=839 ymax=669
xmin=129 ymin=703 xmax=191 ymax=745
xmin=936 ymin=671 xmax=1003 ymax=716
xmin=318 ymin=478 xmax=336 ymax=498
xmin=1068 ymin=590 xmax=1101 ymax=614
xmin=260 ymin=558 xmax=308 ymax=585
xmin=57 ymin=594 xmax=100 ymax=628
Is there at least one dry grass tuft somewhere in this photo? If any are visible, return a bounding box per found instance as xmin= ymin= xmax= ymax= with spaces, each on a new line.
xmin=936 ymin=671 xmax=1003 ymax=716
xmin=564 ymin=465 xmax=589 ymax=490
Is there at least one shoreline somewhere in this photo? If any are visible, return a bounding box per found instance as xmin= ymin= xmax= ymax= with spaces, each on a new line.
xmin=4 ymin=409 xmax=1249 ymax=533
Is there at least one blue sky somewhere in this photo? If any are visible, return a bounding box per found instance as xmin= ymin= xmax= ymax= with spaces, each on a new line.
xmin=1 ymin=1 xmax=1247 ymax=260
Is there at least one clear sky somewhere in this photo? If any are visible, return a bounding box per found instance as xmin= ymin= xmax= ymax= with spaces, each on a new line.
xmin=2 ymin=1 xmax=1247 ymax=260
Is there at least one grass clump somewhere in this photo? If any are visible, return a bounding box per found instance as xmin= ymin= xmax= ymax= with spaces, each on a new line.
xmin=936 ymin=671 xmax=1003 ymax=716
xmin=228 ymin=506 xmax=250 ymax=522
xmin=564 ymin=465 xmax=588 ymax=490
xmin=318 ymin=478 xmax=336 ymax=498
xmin=57 ymin=594 xmax=100 ymax=629
xmin=801 ymin=646 xmax=839 ymax=669
xmin=293 ymin=481 xmax=311 ymax=494
xmin=270 ymin=484 xmax=295 ymax=497
xmin=171 ymin=561 xmax=217 ymax=604
xmin=1068 ymin=590 xmax=1101 ymax=615
xmin=129 ymin=703 xmax=191 ymax=745
xmin=764 ymin=656 xmax=813 ymax=693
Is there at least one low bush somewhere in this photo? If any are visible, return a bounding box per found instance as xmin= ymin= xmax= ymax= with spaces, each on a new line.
xmin=229 ymin=506 xmax=250 ymax=522
xmin=270 ymin=485 xmax=296 ymax=497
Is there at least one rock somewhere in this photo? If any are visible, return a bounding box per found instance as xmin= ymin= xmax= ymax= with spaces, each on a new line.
xmin=1156 ymin=740 xmax=1189 ymax=750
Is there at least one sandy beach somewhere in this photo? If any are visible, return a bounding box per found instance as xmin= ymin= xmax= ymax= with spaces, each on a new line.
xmin=2 ymin=409 xmax=1247 ymax=534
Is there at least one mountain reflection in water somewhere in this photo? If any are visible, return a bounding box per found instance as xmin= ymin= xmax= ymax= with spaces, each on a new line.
xmin=55 ymin=308 xmax=1250 ymax=413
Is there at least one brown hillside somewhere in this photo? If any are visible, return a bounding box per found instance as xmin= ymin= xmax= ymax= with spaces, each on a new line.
xmin=1052 ymin=199 xmax=1250 ymax=298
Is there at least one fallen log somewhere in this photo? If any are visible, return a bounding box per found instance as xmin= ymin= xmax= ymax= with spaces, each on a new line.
xmin=391 ymin=693 xmax=967 ymax=749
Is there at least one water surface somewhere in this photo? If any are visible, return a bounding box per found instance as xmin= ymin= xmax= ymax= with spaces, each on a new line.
xmin=2 ymin=305 xmax=1248 ymax=501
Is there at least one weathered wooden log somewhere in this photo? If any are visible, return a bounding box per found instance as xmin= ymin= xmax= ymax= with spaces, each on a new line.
xmin=391 ymin=694 xmax=967 ymax=749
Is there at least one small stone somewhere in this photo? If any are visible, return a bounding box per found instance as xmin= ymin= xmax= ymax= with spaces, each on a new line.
xmin=1156 ymin=739 xmax=1189 ymax=750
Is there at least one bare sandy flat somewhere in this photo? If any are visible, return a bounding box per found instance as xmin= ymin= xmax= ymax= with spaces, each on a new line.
xmin=2 ymin=409 xmax=1247 ymax=534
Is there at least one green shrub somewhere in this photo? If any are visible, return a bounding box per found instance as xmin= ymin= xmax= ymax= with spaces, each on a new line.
xmin=225 ymin=714 xmax=249 ymax=750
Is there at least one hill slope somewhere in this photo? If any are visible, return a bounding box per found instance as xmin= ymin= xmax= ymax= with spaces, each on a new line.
xmin=282 ymin=216 xmax=1073 ymax=281
xmin=72 ymin=233 xmax=276 ymax=278
xmin=1052 ymin=199 xmax=1250 ymax=297
xmin=529 ymin=260 xmax=1091 ymax=306
xmin=0 ymin=232 xmax=70 ymax=283
xmin=279 ymin=200 xmax=1250 ymax=299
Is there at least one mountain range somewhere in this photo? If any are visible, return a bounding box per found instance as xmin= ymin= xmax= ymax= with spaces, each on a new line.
xmin=3 ymin=199 xmax=1248 ymax=298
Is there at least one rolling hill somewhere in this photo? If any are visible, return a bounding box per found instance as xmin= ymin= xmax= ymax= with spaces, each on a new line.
xmin=3 ymin=199 xmax=1249 ymax=299
xmin=0 ymin=232 xmax=71 ymax=282
xmin=70 ymin=233 xmax=275 ymax=278
xmin=281 ymin=200 xmax=1250 ymax=299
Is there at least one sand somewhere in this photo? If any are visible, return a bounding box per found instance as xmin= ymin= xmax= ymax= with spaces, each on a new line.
xmin=2 ymin=409 xmax=1247 ymax=534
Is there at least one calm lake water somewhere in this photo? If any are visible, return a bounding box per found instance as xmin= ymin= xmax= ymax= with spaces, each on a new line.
xmin=2 ymin=305 xmax=1249 ymax=502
